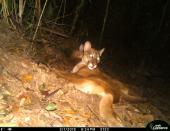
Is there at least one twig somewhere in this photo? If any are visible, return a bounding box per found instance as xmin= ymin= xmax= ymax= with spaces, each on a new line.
xmin=5 ymin=68 xmax=22 ymax=82
xmin=55 ymin=0 xmax=64 ymax=24
xmin=62 ymin=0 xmax=66 ymax=24
xmin=46 ymin=13 xmax=72 ymax=24
xmin=70 ymin=0 xmax=86 ymax=34
xmin=45 ymin=88 xmax=62 ymax=98
xmin=87 ymin=105 xmax=104 ymax=125
xmin=13 ymin=0 xmax=18 ymax=23
xmin=35 ymin=0 xmax=41 ymax=18
xmin=41 ymin=27 xmax=69 ymax=38
xmin=158 ymin=0 xmax=169 ymax=33
xmin=32 ymin=0 xmax=48 ymax=42
xmin=99 ymin=0 xmax=110 ymax=46
xmin=19 ymin=0 xmax=24 ymax=24
xmin=1 ymin=0 xmax=16 ymax=29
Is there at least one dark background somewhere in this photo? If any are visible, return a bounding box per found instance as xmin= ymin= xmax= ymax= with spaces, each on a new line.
xmin=5 ymin=0 xmax=170 ymax=85
xmin=66 ymin=0 xmax=170 ymax=85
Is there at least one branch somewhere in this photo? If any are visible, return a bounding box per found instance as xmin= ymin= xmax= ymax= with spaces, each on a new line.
xmin=41 ymin=27 xmax=69 ymax=38
xmin=99 ymin=0 xmax=110 ymax=46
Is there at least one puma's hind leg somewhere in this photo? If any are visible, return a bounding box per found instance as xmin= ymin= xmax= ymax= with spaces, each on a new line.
xmin=99 ymin=93 xmax=123 ymax=126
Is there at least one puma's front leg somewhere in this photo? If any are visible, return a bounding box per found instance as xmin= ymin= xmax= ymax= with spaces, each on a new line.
xmin=71 ymin=61 xmax=86 ymax=73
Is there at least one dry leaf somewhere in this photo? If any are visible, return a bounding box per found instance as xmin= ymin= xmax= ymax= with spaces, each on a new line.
xmin=64 ymin=109 xmax=77 ymax=115
xmin=39 ymin=83 xmax=49 ymax=96
xmin=19 ymin=96 xmax=31 ymax=106
xmin=0 ymin=123 xmax=18 ymax=127
xmin=16 ymin=91 xmax=28 ymax=99
xmin=80 ymin=113 xmax=91 ymax=118
xmin=10 ymin=104 xmax=19 ymax=112
xmin=45 ymin=103 xmax=57 ymax=111
xmin=21 ymin=74 xmax=33 ymax=83
xmin=63 ymin=116 xmax=71 ymax=125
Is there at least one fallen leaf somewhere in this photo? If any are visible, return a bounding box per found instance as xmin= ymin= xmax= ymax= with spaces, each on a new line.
xmin=39 ymin=83 xmax=49 ymax=95
xmin=19 ymin=96 xmax=31 ymax=106
xmin=10 ymin=104 xmax=19 ymax=112
xmin=75 ymin=117 xmax=79 ymax=121
xmin=2 ymin=90 xmax=11 ymax=96
xmin=45 ymin=103 xmax=57 ymax=111
xmin=65 ymin=109 xmax=77 ymax=115
xmin=16 ymin=91 xmax=29 ymax=99
xmin=80 ymin=113 xmax=91 ymax=118
xmin=0 ymin=123 xmax=18 ymax=127
xmin=21 ymin=74 xmax=33 ymax=83
xmin=63 ymin=116 xmax=71 ymax=126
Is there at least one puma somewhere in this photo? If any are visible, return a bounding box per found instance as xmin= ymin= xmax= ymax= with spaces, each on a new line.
xmin=58 ymin=41 xmax=146 ymax=126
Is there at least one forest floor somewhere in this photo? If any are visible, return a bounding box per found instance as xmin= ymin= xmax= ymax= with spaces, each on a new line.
xmin=0 ymin=20 xmax=169 ymax=127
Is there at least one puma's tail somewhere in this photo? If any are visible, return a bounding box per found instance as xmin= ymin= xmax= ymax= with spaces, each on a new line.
xmin=121 ymin=92 xmax=147 ymax=103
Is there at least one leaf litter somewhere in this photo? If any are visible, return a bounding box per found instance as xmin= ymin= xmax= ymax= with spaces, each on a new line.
xmin=0 ymin=21 xmax=169 ymax=127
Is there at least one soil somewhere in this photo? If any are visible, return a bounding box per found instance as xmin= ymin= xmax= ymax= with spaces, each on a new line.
xmin=0 ymin=20 xmax=169 ymax=127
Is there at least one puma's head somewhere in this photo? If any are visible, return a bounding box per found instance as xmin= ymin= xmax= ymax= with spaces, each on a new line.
xmin=81 ymin=41 xmax=105 ymax=70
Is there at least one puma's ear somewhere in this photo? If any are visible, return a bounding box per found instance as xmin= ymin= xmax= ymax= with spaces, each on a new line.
xmin=84 ymin=41 xmax=92 ymax=51
xmin=99 ymin=48 xmax=105 ymax=56
xmin=79 ymin=44 xmax=84 ymax=52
